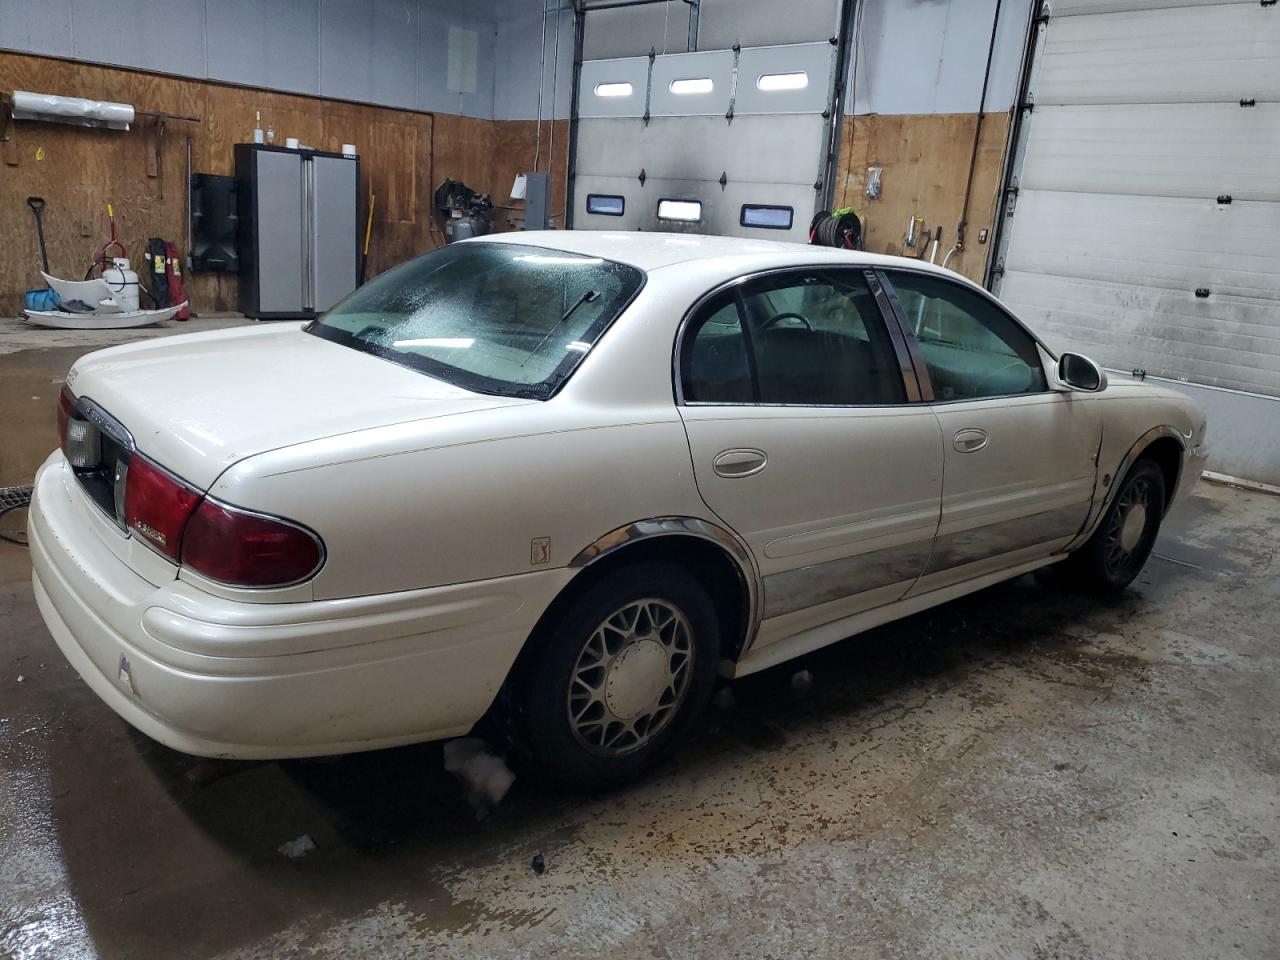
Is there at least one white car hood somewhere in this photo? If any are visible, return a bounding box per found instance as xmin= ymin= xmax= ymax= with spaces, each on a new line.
xmin=66 ymin=323 xmax=531 ymax=488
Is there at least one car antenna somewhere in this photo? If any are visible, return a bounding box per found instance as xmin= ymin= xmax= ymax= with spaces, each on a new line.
xmin=520 ymin=290 xmax=599 ymax=366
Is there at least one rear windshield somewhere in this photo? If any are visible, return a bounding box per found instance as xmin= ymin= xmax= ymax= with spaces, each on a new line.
xmin=307 ymin=242 xmax=645 ymax=399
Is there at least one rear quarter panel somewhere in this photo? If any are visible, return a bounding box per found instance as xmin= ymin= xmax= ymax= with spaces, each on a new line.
xmin=208 ymin=403 xmax=710 ymax=600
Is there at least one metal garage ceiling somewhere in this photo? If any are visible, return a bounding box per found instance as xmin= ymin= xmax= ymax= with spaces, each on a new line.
xmin=993 ymin=0 xmax=1280 ymax=485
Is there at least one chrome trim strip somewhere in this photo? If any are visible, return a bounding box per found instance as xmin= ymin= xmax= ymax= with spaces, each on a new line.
xmin=568 ymin=516 xmax=763 ymax=656
xmin=74 ymin=396 xmax=136 ymax=452
xmin=761 ymin=539 xmax=934 ymax=619
xmin=924 ymin=500 xmax=1089 ymax=575
xmin=1068 ymin=424 xmax=1187 ymax=549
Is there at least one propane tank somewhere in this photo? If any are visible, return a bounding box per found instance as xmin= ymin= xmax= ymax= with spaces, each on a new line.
xmin=102 ymin=257 xmax=140 ymax=312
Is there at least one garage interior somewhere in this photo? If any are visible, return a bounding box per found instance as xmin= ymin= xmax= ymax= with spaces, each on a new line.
xmin=1 ymin=1 xmax=1277 ymax=957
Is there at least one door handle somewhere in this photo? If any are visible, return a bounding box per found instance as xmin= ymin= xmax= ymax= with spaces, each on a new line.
xmin=953 ymin=428 xmax=988 ymax=453
xmin=713 ymin=448 xmax=768 ymax=478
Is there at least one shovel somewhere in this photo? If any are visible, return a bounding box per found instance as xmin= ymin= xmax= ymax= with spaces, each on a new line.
xmin=24 ymin=197 xmax=59 ymax=312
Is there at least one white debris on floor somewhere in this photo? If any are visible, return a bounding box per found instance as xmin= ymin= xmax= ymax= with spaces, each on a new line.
xmin=790 ymin=669 xmax=814 ymax=698
xmin=442 ymin=738 xmax=516 ymax=818
xmin=277 ymin=834 xmax=318 ymax=859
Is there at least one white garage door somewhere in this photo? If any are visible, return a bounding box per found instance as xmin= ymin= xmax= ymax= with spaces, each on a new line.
xmin=992 ymin=0 xmax=1280 ymax=486
xmin=571 ymin=41 xmax=839 ymax=243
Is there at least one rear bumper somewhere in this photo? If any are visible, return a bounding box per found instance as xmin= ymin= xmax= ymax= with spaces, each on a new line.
xmin=30 ymin=455 xmax=574 ymax=759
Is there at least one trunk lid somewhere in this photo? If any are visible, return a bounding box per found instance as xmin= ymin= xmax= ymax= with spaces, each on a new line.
xmin=66 ymin=323 xmax=532 ymax=489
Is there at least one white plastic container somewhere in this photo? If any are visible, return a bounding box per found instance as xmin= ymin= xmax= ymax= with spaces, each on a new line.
xmin=102 ymin=258 xmax=141 ymax=313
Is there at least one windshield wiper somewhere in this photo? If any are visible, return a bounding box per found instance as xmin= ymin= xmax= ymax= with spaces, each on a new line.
xmin=520 ymin=290 xmax=600 ymax=367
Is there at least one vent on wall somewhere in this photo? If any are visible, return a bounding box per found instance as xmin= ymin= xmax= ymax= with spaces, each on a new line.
xmin=757 ymin=72 xmax=808 ymax=92
xmin=658 ymin=199 xmax=702 ymax=222
xmin=669 ymin=78 xmax=714 ymax=95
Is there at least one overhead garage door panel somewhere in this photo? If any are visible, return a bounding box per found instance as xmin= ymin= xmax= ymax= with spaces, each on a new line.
xmin=1049 ymin=0 xmax=1254 ymax=15
xmin=1000 ymin=270 xmax=1280 ymax=396
xmin=734 ymin=42 xmax=835 ymax=115
xmin=996 ymin=0 xmax=1280 ymax=483
xmin=574 ymin=175 xmax=814 ymax=243
xmin=1034 ymin=3 xmax=1280 ymax=105
xmin=574 ymin=115 xmax=825 ymax=185
xmin=1003 ymin=190 xmax=1280 ymax=301
xmin=1019 ymin=103 xmax=1280 ymax=201
xmin=578 ymin=58 xmax=650 ymax=118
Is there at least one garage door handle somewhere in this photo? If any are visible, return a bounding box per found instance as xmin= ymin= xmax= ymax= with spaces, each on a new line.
xmin=713 ymin=448 xmax=768 ymax=478
xmin=953 ymin=429 xmax=988 ymax=453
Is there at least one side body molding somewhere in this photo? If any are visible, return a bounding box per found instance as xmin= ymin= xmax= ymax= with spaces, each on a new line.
xmin=1067 ymin=424 xmax=1186 ymax=551
xmin=569 ymin=516 xmax=764 ymax=659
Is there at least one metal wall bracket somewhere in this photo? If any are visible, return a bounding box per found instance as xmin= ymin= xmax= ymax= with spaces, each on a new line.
xmin=638 ymin=168 xmax=646 ymax=186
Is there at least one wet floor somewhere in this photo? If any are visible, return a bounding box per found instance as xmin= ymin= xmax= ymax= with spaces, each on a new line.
xmin=1 ymin=480 xmax=1277 ymax=959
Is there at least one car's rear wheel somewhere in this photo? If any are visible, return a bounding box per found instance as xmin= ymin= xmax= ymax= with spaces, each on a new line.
xmin=519 ymin=562 xmax=720 ymax=791
xmin=1064 ymin=457 xmax=1166 ymax=593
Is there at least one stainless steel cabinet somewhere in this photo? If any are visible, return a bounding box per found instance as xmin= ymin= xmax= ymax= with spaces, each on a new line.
xmin=235 ymin=144 xmax=359 ymax=319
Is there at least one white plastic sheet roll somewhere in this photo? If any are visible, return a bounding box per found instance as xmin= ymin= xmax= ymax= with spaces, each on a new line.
xmin=12 ymin=90 xmax=135 ymax=130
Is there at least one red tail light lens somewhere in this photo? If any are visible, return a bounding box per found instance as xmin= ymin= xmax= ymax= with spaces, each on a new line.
xmin=57 ymin=386 xmax=75 ymax=449
xmin=182 ymin=500 xmax=324 ymax=587
xmin=123 ymin=456 xmax=203 ymax=562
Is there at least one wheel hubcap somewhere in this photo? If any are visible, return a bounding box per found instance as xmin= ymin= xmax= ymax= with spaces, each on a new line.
xmin=1119 ymin=503 xmax=1147 ymax=553
xmin=567 ymin=598 xmax=693 ymax=757
xmin=1103 ymin=475 xmax=1154 ymax=574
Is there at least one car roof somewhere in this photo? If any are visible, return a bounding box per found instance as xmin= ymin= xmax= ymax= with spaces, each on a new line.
xmin=472 ymin=230 xmax=967 ymax=279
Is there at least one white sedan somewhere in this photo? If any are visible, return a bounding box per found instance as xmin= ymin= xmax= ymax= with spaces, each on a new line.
xmin=31 ymin=232 xmax=1208 ymax=790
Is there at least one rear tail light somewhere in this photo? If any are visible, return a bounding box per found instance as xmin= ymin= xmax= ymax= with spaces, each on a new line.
xmin=182 ymin=500 xmax=324 ymax=587
xmin=123 ymin=456 xmax=202 ymax=563
xmin=57 ymin=385 xmax=324 ymax=587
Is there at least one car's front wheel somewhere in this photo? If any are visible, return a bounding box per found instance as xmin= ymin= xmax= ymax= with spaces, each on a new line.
xmin=519 ymin=562 xmax=720 ymax=791
xmin=1064 ymin=457 xmax=1166 ymax=593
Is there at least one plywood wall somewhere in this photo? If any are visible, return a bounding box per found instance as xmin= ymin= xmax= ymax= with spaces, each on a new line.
xmin=0 ymin=53 xmax=569 ymax=315
xmin=833 ymin=111 xmax=1012 ymax=284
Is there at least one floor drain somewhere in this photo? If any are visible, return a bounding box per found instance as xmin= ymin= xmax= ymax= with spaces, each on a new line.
xmin=0 ymin=485 xmax=33 ymax=547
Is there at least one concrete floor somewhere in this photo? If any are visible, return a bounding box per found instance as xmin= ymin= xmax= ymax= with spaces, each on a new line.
xmin=2 ymin=475 xmax=1277 ymax=959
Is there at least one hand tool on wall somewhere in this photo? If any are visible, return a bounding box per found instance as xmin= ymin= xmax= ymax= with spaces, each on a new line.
xmin=24 ymin=196 xmax=59 ymax=311
xmin=359 ymin=189 xmax=375 ymax=285
xmin=27 ymin=197 xmax=50 ymax=272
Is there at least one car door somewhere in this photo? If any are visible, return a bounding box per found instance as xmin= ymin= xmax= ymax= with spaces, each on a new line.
xmin=676 ymin=267 xmax=944 ymax=647
xmin=879 ymin=268 xmax=1102 ymax=593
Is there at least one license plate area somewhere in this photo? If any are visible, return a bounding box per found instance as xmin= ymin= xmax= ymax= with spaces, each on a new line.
xmin=64 ymin=399 xmax=134 ymax=529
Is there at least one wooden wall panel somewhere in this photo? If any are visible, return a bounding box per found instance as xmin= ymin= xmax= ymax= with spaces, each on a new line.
xmin=489 ymin=120 xmax=570 ymax=231
xmin=0 ymin=52 xmax=532 ymax=315
xmin=834 ymin=112 xmax=1012 ymax=284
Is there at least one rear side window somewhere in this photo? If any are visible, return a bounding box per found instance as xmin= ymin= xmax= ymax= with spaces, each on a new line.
xmin=885 ymin=271 xmax=1047 ymax=401
xmin=679 ymin=270 xmax=906 ymax=406
xmin=681 ymin=293 xmax=753 ymax=403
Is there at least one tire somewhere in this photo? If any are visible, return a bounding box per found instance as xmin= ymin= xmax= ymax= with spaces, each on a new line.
xmin=1063 ymin=457 xmax=1166 ymax=593
xmin=517 ymin=562 xmax=720 ymax=792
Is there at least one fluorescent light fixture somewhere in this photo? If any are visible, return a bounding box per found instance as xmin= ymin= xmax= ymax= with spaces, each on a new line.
xmin=757 ymin=71 xmax=808 ymax=92
xmin=669 ymin=77 xmax=713 ymax=95
xmin=393 ymin=337 xmax=474 ymax=349
xmin=566 ymin=340 xmax=592 ymax=353
xmin=511 ymin=254 xmax=605 ymax=265
xmin=657 ymin=199 xmax=702 ymax=222
xmin=594 ymin=82 xmax=633 ymax=97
